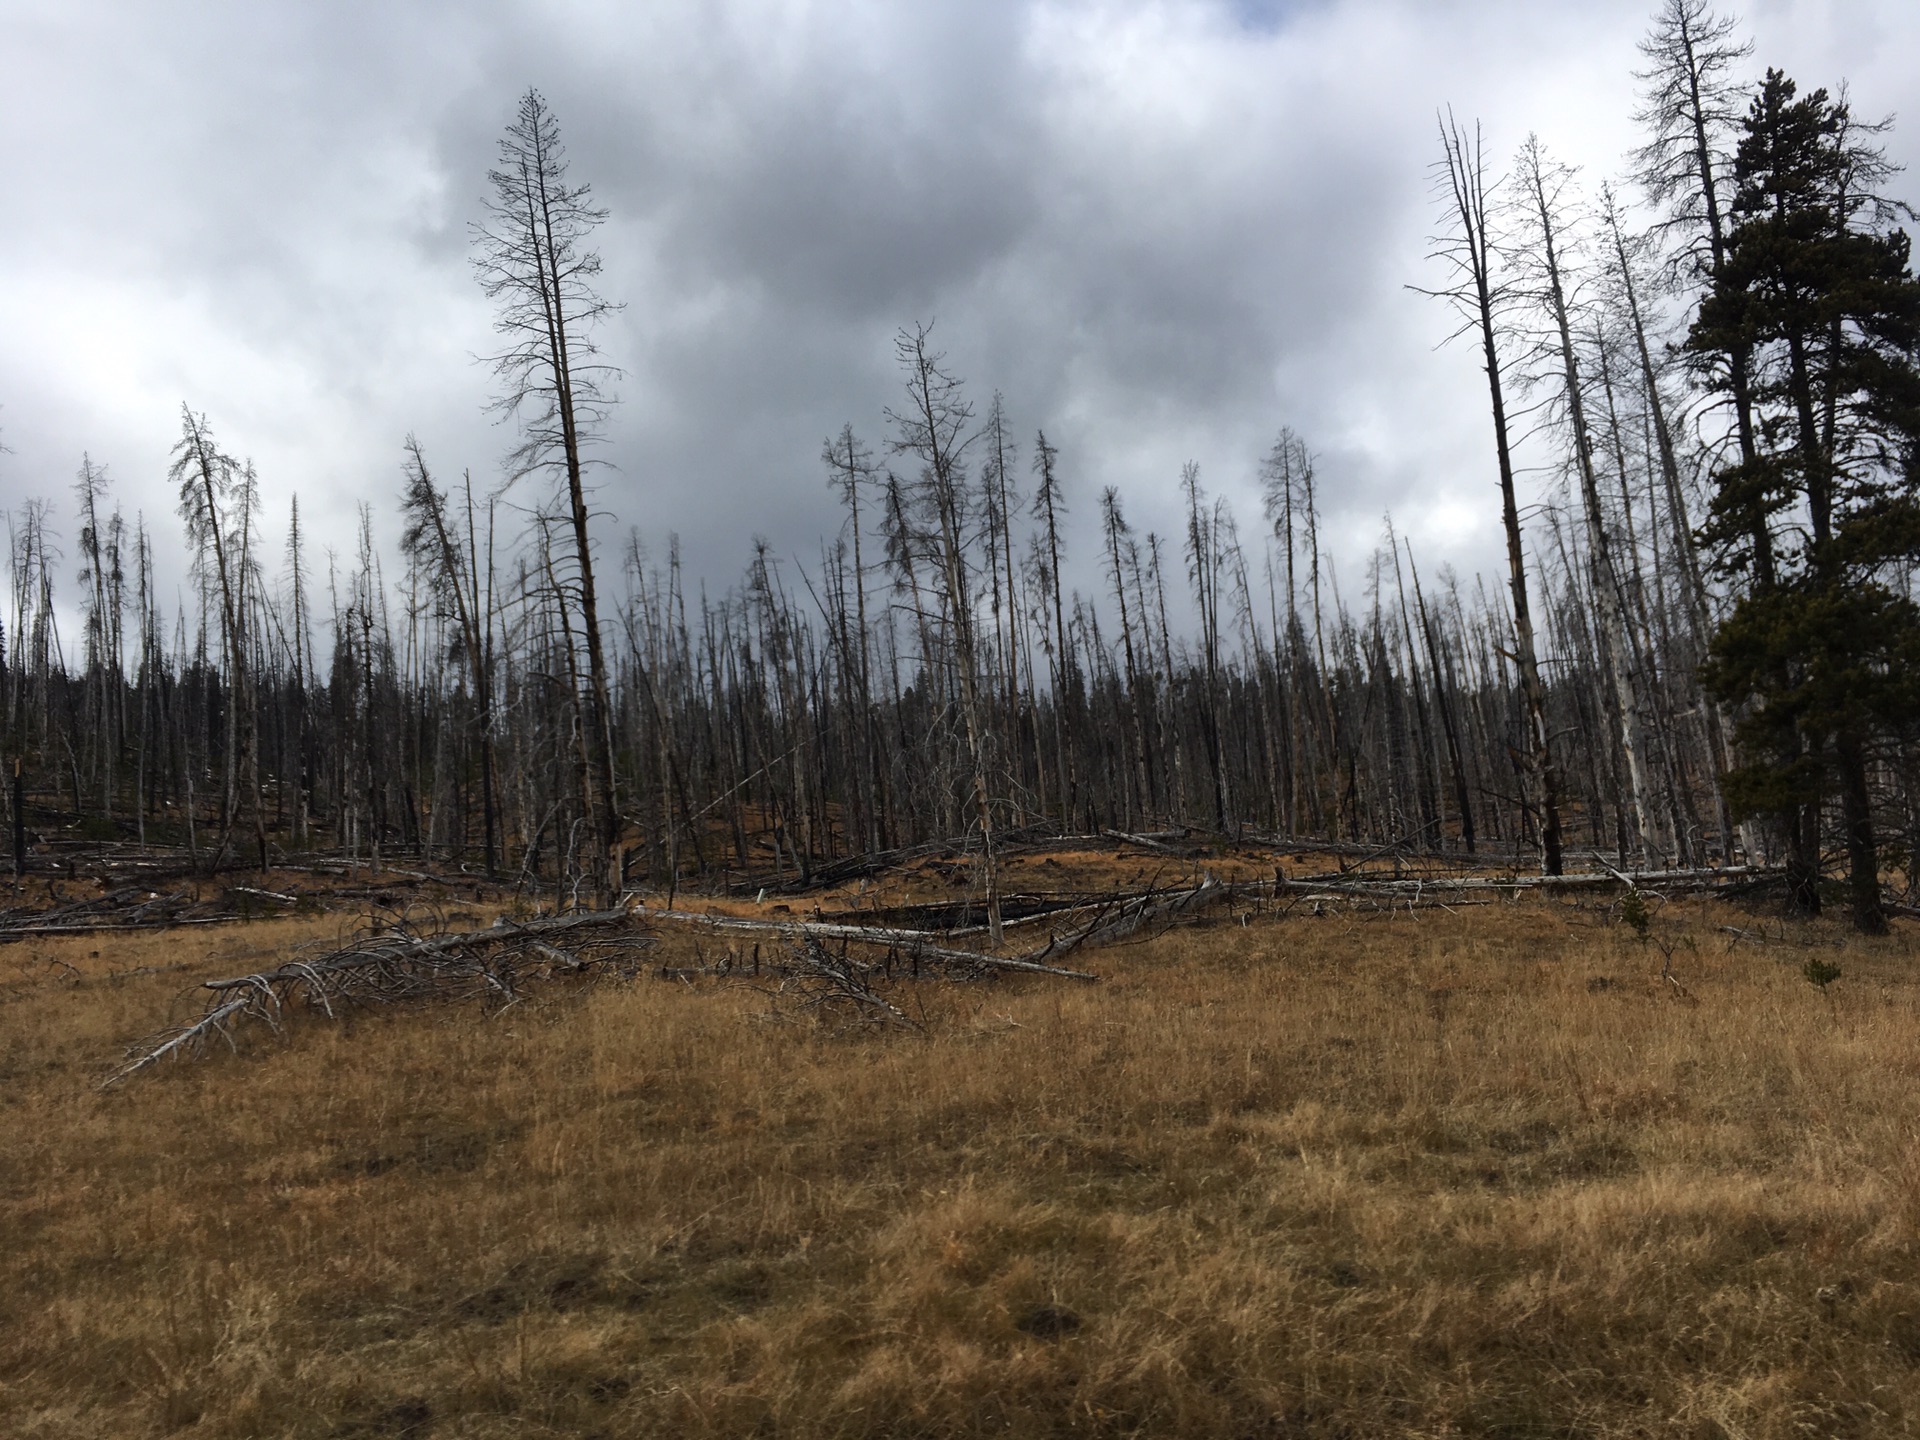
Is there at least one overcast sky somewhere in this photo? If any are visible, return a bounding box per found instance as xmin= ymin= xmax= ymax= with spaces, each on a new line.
xmin=1 ymin=0 xmax=1914 ymax=620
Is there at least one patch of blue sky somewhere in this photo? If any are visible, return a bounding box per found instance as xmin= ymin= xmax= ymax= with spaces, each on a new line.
xmin=1222 ymin=0 xmax=1319 ymax=35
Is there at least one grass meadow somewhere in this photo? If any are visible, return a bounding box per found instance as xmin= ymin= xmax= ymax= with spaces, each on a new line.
xmin=4 ymin=884 xmax=1919 ymax=1438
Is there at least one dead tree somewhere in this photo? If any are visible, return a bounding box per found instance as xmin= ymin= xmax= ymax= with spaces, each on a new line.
xmin=1420 ymin=113 xmax=1564 ymax=873
xmin=887 ymin=325 xmax=1003 ymax=943
xmin=472 ymin=88 xmax=624 ymax=904
xmin=1030 ymin=431 xmax=1078 ymax=828
xmin=400 ymin=437 xmax=500 ymax=876
xmin=168 ymin=408 xmax=267 ymax=872
xmin=1511 ymin=137 xmax=1661 ymax=863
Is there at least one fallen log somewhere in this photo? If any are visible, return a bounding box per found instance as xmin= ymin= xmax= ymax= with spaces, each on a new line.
xmin=198 ymin=910 xmax=647 ymax=992
xmin=1049 ymin=878 xmax=1226 ymax=951
xmin=1244 ymin=829 xmax=1540 ymax=863
xmin=1101 ymin=829 xmax=1204 ymax=856
xmin=1275 ymin=865 xmax=1779 ymax=896
xmin=942 ymin=898 xmax=1113 ymax=938
xmin=751 ymin=839 xmax=953 ymax=894
xmin=1276 ymin=888 xmax=1496 ymax=913
xmin=643 ymin=907 xmax=1100 ymax=981
xmin=98 ymin=997 xmax=253 ymax=1083
xmin=745 ymin=820 xmax=1118 ymax=894
xmin=103 ymin=909 xmax=653 ymax=1087
xmin=651 ymin=877 xmax=1231 ymax=976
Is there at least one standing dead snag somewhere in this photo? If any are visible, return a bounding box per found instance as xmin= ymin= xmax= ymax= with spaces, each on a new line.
xmin=1418 ymin=112 xmax=1565 ymax=874
xmin=823 ymin=424 xmax=885 ymax=858
xmin=169 ymin=408 xmax=268 ymax=873
xmin=472 ymin=88 xmax=624 ymax=906
xmin=887 ymin=324 xmax=1004 ymax=945
xmin=400 ymin=438 xmax=500 ymax=878
xmin=1510 ymin=137 xmax=1661 ymax=865
xmin=1031 ymin=430 xmax=1080 ymax=830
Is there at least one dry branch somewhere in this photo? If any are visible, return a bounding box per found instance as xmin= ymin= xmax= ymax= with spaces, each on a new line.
xmin=103 ymin=909 xmax=653 ymax=1087
xmin=758 ymin=936 xmax=923 ymax=1030
xmin=1037 ymin=878 xmax=1226 ymax=954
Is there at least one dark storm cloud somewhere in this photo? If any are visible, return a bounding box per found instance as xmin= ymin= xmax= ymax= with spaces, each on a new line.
xmin=0 ymin=0 xmax=1913 ymax=612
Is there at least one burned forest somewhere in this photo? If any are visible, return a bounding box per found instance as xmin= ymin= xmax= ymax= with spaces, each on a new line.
xmin=12 ymin=5 xmax=1920 ymax=1439
xmin=9 ymin=32 xmax=1920 ymax=936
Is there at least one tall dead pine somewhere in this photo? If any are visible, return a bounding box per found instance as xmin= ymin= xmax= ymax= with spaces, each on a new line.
xmin=472 ymin=88 xmax=624 ymax=905
xmin=1419 ymin=114 xmax=1564 ymax=873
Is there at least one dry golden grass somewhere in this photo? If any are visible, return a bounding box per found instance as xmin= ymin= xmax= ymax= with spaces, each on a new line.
xmin=5 ymin=891 xmax=1920 ymax=1438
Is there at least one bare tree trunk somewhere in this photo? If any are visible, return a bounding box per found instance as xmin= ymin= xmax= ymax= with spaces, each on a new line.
xmin=1033 ymin=432 xmax=1078 ymax=832
xmin=1428 ymin=115 xmax=1564 ymax=873
xmin=1517 ymin=140 xmax=1659 ymax=863
xmin=890 ymin=326 xmax=1002 ymax=944
xmin=474 ymin=89 xmax=624 ymax=904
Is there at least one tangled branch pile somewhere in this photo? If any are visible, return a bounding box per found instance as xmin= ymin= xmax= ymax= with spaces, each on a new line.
xmin=103 ymin=910 xmax=654 ymax=1087
xmin=652 ymin=879 xmax=1241 ymax=1032
xmin=756 ymin=935 xmax=928 ymax=1031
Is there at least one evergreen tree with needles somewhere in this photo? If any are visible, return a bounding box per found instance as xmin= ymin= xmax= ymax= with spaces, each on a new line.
xmin=1689 ymin=70 xmax=1920 ymax=933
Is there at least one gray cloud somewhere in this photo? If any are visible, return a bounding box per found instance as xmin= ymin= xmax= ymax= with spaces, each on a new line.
xmin=1 ymin=0 xmax=1914 ymax=615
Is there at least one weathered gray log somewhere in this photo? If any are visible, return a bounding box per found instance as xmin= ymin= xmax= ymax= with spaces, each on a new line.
xmin=644 ymin=907 xmax=1100 ymax=981
xmin=1101 ymin=828 xmax=1201 ymax=855
xmin=650 ymin=878 xmax=1227 ymax=977
xmin=1049 ymin=878 xmax=1225 ymax=951
xmin=199 ymin=909 xmax=639 ymax=991
xmin=101 ymin=997 xmax=251 ymax=1087
xmin=0 ymin=917 xmax=234 ymax=943
xmin=105 ymin=909 xmax=651 ymax=1086
xmin=1276 ymin=865 xmax=1779 ymax=896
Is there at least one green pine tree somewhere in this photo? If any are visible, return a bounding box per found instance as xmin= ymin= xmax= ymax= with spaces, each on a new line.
xmin=1688 ymin=70 xmax=1920 ymax=934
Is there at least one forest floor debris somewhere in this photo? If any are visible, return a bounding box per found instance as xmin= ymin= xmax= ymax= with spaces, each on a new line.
xmin=102 ymin=909 xmax=658 ymax=1087
xmin=0 ymin=840 xmax=1841 ymax=1084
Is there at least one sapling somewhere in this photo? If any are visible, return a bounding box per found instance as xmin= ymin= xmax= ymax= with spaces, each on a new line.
xmin=1803 ymin=957 xmax=1842 ymax=1019
xmin=1620 ymin=885 xmax=1695 ymax=997
xmin=1620 ymin=888 xmax=1652 ymax=942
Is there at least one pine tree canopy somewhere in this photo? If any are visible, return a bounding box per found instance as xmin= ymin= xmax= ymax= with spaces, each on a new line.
xmin=1690 ymin=68 xmax=1920 ymax=931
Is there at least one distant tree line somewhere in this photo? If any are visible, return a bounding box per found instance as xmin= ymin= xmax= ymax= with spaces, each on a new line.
xmin=5 ymin=8 xmax=1917 ymax=931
